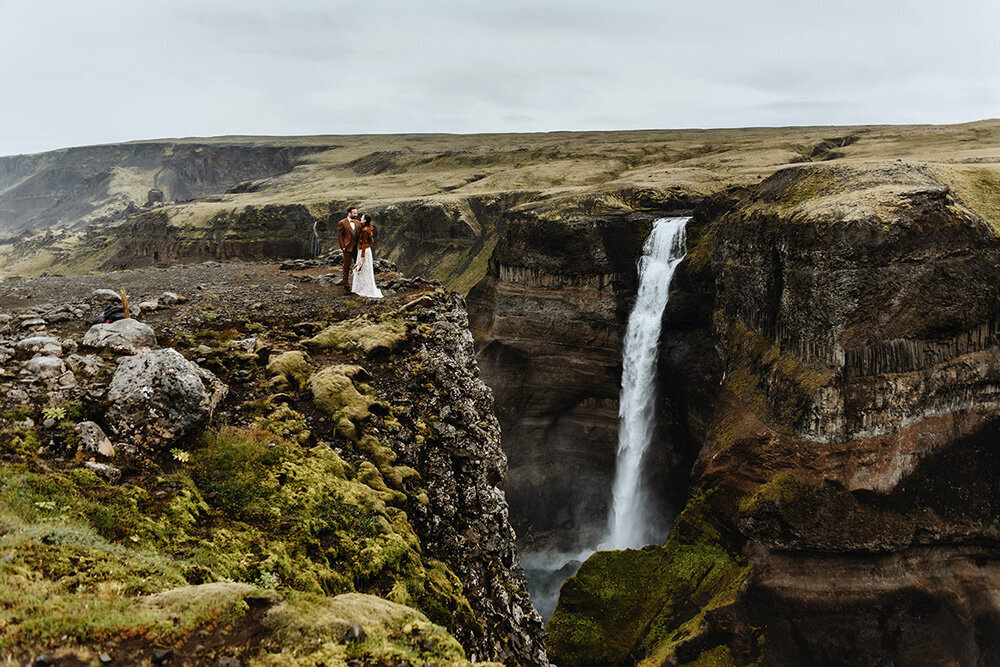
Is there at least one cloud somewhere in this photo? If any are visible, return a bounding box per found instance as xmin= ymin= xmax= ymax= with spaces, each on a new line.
xmin=0 ymin=0 xmax=998 ymax=155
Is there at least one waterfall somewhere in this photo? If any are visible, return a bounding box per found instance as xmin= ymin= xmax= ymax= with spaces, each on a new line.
xmin=601 ymin=216 xmax=688 ymax=550
xmin=522 ymin=217 xmax=689 ymax=620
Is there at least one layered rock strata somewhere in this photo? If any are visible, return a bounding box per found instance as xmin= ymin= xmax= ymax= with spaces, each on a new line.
xmin=468 ymin=211 xmax=678 ymax=550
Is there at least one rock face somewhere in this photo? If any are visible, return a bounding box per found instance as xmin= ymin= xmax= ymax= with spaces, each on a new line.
xmin=0 ymin=143 xmax=311 ymax=238
xmin=547 ymin=164 xmax=1000 ymax=665
xmin=392 ymin=293 xmax=548 ymax=664
xmin=468 ymin=211 xmax=673 ymax=550
xmin=105 ymin=348 xmax=227 ymax=450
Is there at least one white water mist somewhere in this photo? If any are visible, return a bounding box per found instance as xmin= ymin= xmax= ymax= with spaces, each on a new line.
xmin=601 ymin=216 xmax=688 ymax=550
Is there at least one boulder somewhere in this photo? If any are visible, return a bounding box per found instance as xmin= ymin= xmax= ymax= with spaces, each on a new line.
xmin=76 ymin=421 xmax=115 ymax=459
xmin=66 ymin=353 xmax=104 ymax=376
xmin=160 ymin=292 xmax=186 ymax=306
xmin=105 ymin=348 xmax=227 ymax=450
xmin=137 ymin=300 xmax=159 ymax=311
xmin=24 ymin=356 xmax=66 ymax=380
xmin=92 ymin=289 xmax=121 ymax=303
xmin=15 ymin=335 xmax=63 ymax=359
xmin=43 ymin=307 xmax=72 ymax=323
xmin=55 ymin=370 xmax=77 ymax=389
xmin=84 ymin=461 xmax=121 ymax=484
xmin=83 ymin=319 xmax=156 ymax=354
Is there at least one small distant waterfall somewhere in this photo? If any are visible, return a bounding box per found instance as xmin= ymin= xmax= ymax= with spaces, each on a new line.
xmin=601 ymin=216 xmax=688 ymax=550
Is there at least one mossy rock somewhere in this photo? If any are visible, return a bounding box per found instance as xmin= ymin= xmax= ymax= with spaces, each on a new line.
xmin=144 ymin=581 xmax=267 ymax=621
xmin=358 ymin=434 xmax=397 ymax=468
xmin=310 ymin=366 xmax=373 ymax=423
xmin=335 ymin=416 xmax=359 ymax=442
xmin=303 ymin=317 xmax=407 ymax=357
xmin=547 ymin=492 xmax=751 ymax=667
xmin=262 ymin=591 xmax=467 ymax=664
xmin=257 ymin=403 xmax=312 ymax=445
xmin=357 ymin=461 xmax=406 ymax=505
xmin=266 ymin=350 xmax=313 ymax=390
xmin=0 ymin=422 xmax=476 ymax=656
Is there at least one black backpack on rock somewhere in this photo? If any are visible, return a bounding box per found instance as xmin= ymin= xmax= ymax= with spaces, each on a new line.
xmin=90 ymin=305 xmax=127 ymax=325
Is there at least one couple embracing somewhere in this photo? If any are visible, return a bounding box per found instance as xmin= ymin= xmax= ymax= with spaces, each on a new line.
xmin=337 ymin=206 xmax=382 ymax=299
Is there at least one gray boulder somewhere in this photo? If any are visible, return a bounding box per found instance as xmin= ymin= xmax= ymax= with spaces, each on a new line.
xmin=84 ymin=461 xmax=121 ymax=483
xmin=66 ymin=354 xmax=104 ymax=376
xmin=15 ymin=335 xmax=63 ymax=359
xmin=83 ymin=319 xmax=156 ymax=354
xmin=105 ymin=348 xmax=227 ymax=450
xmin=24 ymin=356 xmax=66 ymax=380
xmin=160 ymin=292 xmax=186 ymax=306
xmin=43 ymin=307 xmax=73 ymax=323
xmin=76 ymin=421 xmax=115 ymax=458
xmin=93 ymin=289 xmax=121 ymax=303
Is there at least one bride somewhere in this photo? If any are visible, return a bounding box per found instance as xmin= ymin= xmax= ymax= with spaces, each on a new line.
xmin=351 ymin=213 xmax=383 ymax=298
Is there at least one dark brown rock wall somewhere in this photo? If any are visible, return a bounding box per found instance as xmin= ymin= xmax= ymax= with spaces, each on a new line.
xmin=468 ymin=212 xmax=662 ymax=550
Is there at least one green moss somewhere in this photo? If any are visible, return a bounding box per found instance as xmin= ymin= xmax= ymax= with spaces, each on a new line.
xmin=309 ymin=366 xmax=373 ymax=423
xmin=260 ymin=591 xmax=467 ymax=665
xmin=0 ymin=417 xmax=478 ymax=656
xmin=0 ymin=422 xmax=41 ymax=457
xmin=187 ymin=426 xmax=475 ymax=631
xmin=943 ymin=167 xmax=1000 ymax=234
xmin=257 ymin=403 xmax=311 ymax=445
xmin=303 ymin=317 xmax=407 ymax=357
xmin=547 ymin=492 xmax=750 ymax=667
xmin=0 ymin=509 xmax=190 ymax=647
xmin=738 ymin=471 xmax=806 ymax=513
xmin=722 ymin=322 xmax=833 ymax=433
xmin=679 ymin=645 xmax=737 ymax=667
xmin=266 ymin=350 xmax=313 ymax=390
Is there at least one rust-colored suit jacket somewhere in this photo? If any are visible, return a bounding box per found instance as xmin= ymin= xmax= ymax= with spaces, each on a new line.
xmin=337 ymin=217 xmax=360 ymax=252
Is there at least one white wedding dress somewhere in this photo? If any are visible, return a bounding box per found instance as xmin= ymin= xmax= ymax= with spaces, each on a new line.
xmin=351 ymin=248 xmax=383 ymax=298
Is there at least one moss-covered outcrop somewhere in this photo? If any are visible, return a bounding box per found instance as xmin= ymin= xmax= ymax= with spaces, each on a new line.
xmin=303 ymin=317 xmax=407 ymax=356
xmin=308 ymin=364 xmax=373 ymax=422
xmin=548 ymin=493 xmax=751 ymax=666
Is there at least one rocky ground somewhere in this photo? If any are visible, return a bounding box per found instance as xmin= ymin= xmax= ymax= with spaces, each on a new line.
xmin=0 ymin=259 xmax=546 ymax=666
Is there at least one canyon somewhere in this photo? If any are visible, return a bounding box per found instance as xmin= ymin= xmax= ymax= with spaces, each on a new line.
xmin=3 ymin=121 xmax=1000 ymax=665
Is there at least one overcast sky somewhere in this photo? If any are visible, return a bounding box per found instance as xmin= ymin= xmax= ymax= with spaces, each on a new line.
xmin=1 ymin=0 xmax=998 ymax=156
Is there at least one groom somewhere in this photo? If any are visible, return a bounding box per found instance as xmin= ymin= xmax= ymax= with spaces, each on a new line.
xmin=337 ymin=206 xmax=361 ymax=293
